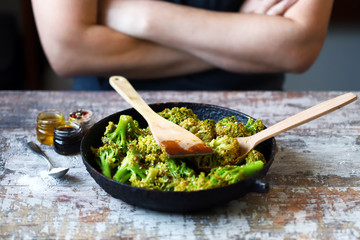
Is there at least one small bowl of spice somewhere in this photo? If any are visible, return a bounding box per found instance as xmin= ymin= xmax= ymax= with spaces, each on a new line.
xmin=69 ymin=109 xmax=94 ymax=134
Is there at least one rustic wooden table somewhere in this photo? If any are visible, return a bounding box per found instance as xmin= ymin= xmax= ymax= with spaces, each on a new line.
xmin=1 ymin=91 xmax=359 ymax=239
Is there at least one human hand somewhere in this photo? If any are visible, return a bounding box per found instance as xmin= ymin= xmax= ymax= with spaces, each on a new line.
xmin=240 ymin=0 xmax=298 ymax=16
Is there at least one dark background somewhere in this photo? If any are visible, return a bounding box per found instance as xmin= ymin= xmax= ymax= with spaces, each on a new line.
xmin=0 ymin=0 xmax=359 ymax=91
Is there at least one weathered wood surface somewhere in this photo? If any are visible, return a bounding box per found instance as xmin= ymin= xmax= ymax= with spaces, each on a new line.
xmin=0 ymin=91 xmax=359 ymax=240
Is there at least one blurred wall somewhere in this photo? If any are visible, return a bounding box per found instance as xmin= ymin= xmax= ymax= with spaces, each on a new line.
xmin=0 ymin=0 xmax=359 ymax=91
xmin=0 ymin=1 xmax=25 ymax=89
xmin=285 ymin=23 xmax=360 ymax=91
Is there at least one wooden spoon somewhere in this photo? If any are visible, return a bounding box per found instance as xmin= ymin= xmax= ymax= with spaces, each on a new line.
xmin=109 ymin=76 xmax=213 ymax=158
xmin=236 ymin=92 xmax=357 ymax=160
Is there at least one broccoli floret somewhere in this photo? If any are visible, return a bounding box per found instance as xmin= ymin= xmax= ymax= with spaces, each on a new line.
xmin=132 ymin=158 xmax=196 ymax=191
xmin=208 ymin=160 xmax=264 ymax=185
xmin=215 ymin=116 xmax=248 ymax=138
xmin=192 ymin=140 xmax=266 ymax=172
xmin=191 ymin=135 xmax=243 ymax=170
xmin=136 ymin=135 xmax=161 ymax=154
xmin=96 ymin=149 xmax=112 ymax=178
xmin=102 ymin=115 xmax=146 ymax=149
xmin=139 ymin=162 xmax=172 ymax=190
xmin=245 ymin=149 xmax=266 ymax=164
xmin=191 ymin=153 xmax=220 ymax=172
xmin=183 ymin=160 xmax=264 ymax=190
xmin=163 ymin=159 xmax=196 ymax=191
xmin=134 ymin=159 xmax=195 ymax=191
xmin=103 ymin=121 xmax=117 ymax=136
xmin=187 ymin=172 xmax=209 ymax=191
xmin=158 ymin=107 xmax=198 ymax=125
xmin=209 ymin=135 xmax=242 ymax=165
xmin=179 ymin=118 xmax=216 ymax=143
xmin=144 ymin=167 xmax=159 ymax=183
xmin=245 ymin=118 xmax=264 ymax=136
xmin=165 ymin=158 xmax=195 ymax=179
xmin=113 ymin=149 xmax=146 ymax=183
xmin=94 ymin=114 xmax=149 ymax=180
xmin=91 ymin=144 xmax=124 ymax=178
xmin=130 ymin=134 xmax=171 ymax=167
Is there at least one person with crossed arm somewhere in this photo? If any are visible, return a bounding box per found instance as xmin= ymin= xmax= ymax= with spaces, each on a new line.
xmin=31 ymin=0 xmax=334 ymax=90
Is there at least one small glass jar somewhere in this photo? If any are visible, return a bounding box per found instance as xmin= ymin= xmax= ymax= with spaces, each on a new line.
xmin=36 ymin=110 xmax=65 ymax=145
xmin=54 ymin=122 xmax=82 ymax=155
xmin=69 ymin=109 xmax=94 ymax=134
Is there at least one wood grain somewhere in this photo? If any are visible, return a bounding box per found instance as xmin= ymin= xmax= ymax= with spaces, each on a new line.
xmin=1 ymin=91 xmax=359 ymax=239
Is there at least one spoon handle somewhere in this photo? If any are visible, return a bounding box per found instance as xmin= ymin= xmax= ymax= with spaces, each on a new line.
xmin=27 ymin=142 xmax=53 ymax=170
xmin=251 ymin=92 xmax=358 ymax=146
xmin=109 ymin=76 xmax=161 ymax=121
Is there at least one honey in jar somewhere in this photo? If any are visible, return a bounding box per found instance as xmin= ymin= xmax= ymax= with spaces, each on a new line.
xmin=36 ymin=110 xmax=65 ymax=145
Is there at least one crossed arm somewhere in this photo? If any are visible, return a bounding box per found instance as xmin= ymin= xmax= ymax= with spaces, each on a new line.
xmin=31 ymin=0 xmax=333 ymax=79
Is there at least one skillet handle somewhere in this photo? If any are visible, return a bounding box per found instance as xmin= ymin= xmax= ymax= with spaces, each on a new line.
xmin=250 ymin=180 xmax=269 ymax=193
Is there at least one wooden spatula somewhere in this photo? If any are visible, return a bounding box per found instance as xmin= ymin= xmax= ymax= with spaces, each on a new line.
xmin=109 ymin=76 xmax=213 ymax=158
xmin=235 ymin=92 xmax=357 ymax=160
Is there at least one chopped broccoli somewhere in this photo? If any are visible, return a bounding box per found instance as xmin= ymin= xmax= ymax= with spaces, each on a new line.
xmin=165 ymin=158 xmax=195 ymax=178
xmin=215 ymin=116 xmax=248 ymax=138
xmin=136 ymin=135 xmax=165 ymax=164
xmin=179 ymin=118 xmax=216 ymax=143
xmin=192 ymin=153 xmax=220 ymax=171
xmin=158 ymin=107 xmax=198 ymax=125
xmin=209 ymin=135 xmax=242 ymax=165
xmin=208 ymin=160 xmax=264 ymax=185
xmin=174 ymin=160 xmax=264 ymax=191
xmin=113 ymin=149 xmax=146 ymax=183
xmin=93 ymin=107 xmax=268 ymax=192
xmin=91 ymin=143 xmax=123 ymax=178
xmin=93 ymin=114 xmax=147 ymax=180
xmin=192 ymin=135 xmax=246 ymax=170
xmin=144 ymin=167 xmax=159 ymax=183
xmin=132 ymin=163 xmax=169 ymax=190
xmin=245 ymin=149 xmax=266 ymax=164
xmin=102 ymin=115 xmax=147 ymax=149
xmin=245 ymin=118 xmax=264 ymax=136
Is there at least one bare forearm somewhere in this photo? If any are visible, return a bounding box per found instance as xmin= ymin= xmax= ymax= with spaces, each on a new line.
xmin=105 ymin=0 xmax=333 ymax=73
xmin=31 ymin=0 xmax=212 ymax=78
xmin=53 ymin=25 xmax=212 ymax=78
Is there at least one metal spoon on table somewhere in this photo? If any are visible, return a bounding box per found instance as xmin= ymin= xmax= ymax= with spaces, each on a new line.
xmin=27 ymin=141 xmax=69 ymax=178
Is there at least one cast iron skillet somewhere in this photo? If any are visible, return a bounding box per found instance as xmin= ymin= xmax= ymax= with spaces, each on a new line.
xmin=81 ymin=102 xmax=277 ymax=212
